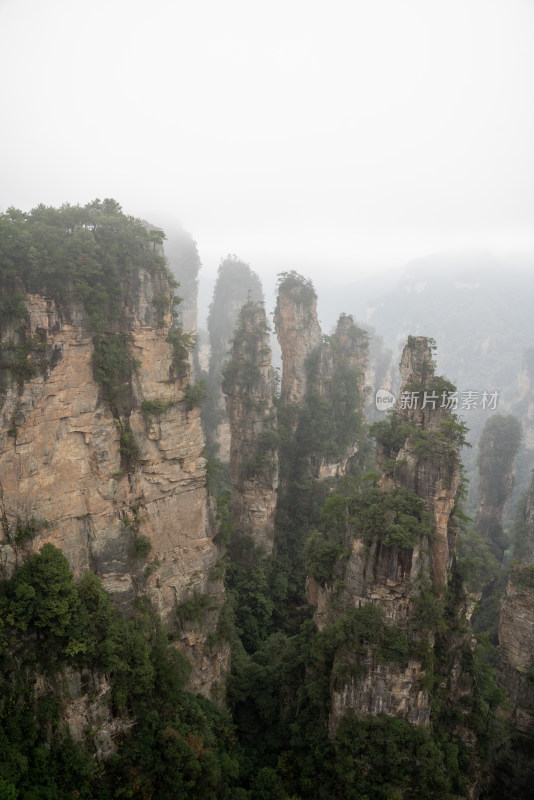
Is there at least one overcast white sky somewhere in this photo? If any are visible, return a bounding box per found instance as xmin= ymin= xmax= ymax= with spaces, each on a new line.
xmin=1 ymin=0 xmax=533 ymax=285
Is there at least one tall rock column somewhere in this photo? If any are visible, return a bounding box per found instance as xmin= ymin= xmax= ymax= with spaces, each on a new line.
xmin=204 ymin=256 xmax=264 ymax=461
xmin=222 ymin=302 xmax=278 ymax=554
xmin=274 ymin=271 xmax=322 ymax=406
xmin=274 ymin=273 xmax=368 ymax=480
xmin=384 ymin=335 xmax=463 ymax=588
xmin=307 ymin=336 xmax=466 ymax=732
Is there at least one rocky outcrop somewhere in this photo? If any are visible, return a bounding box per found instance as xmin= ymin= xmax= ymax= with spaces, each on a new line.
xmin=329 ymin=658 xmax=430 ymax=733
xmin=53 ymin=668 xmax=135 ymax=762
xmin=0 ymin=273 xmax=228 ymax=699
xmin=205 ymin=257 xmax=264 ymax=461
xmin=274 ymin=272 xmax=322 ymax=406
xmin=311 ymin=313 xmax=368 ymax=479
xmin=274 ymin=273 xmax=368 ymax=480
xmin=378 ymin=336 xmax=462 ymax=587
xmin=222 ymin=302 xmax=278 ymax=554
xmin=309 ymin=336 xmax=464 ymax=734
xmin=497 ymin=476 xmax=534 ymax=733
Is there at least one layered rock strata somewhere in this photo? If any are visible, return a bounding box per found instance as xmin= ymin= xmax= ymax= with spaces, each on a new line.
xmin=308 ymin=336 xmax=464 ymax=733
xmin=0 ymin=273 xmax=228 ymax=698
xmin=274 ymin=273 xmax=322 ymax=406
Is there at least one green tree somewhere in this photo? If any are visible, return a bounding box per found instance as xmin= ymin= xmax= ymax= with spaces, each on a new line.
xmin=8 ymin=544 xmax=79 ymax=636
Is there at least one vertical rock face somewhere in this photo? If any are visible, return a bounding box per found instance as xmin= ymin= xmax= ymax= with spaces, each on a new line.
xmin=497 ymin=477 xmax=534 ymax=733
xmin=205 ymin=257 xmax=264 ymax=461
xmin=385 ymin=336 xmax=462 ymax=588
xmin=0 ymin=273 xmax=228 ymax=699
xmin=309 ymin=336 xmax=464 ymax=733
xmin=307 ymin=314 xmax=368 ymax=479
xmin=222 ymin=302 xmax=278 ymax=553
xmin=274 ymin=274 xmax=368 ymax=481
xmin=274 ymin=273 xmax=322 ymax=406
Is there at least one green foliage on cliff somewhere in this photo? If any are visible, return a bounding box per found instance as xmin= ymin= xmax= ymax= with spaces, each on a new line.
xmin=93 ymin=332 xmax=138 ymax=409
xmin=350 ymin=484 xmax=433 ymax=548
xmin=275 ymin=270 xmax=317 ymax=307
xmin=184 ymin=379 xmax=208 ymax=410
xmin=296 ymin=347 xmax=364 ymax=465
xmin=0 ymin=199 xmax=173 ymax=328
xmin=140 ymin=398 xmax=168 ymax=416
xmin=203 ymin=257 xmax=264 ymax=457
xmin=0 ymin=545 xmax=240 ymax=798
xmin=371 ymin=408 xmax=469 ymax=464
xmin=167 ymin=326 xmax=196 ymax=378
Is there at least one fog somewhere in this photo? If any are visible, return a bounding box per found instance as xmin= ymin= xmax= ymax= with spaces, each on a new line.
xmin=2 ymin=0 xmax=534 ymax=286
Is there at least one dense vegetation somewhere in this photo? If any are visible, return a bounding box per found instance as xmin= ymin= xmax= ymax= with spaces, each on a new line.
xmin=0 ymin=199 xmax=171 ymax=329
xmin=0 ymin=545 xmax=239 ymax=799
xmin=1 ymin=213 xmax=532 ymax=797
xmin=0 ymin=199 xmax=195 ymax=466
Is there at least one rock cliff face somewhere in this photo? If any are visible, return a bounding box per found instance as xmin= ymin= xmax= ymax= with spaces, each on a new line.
xmin=274 ymin=273 xmax=322 ymax=406
xmin=205 ymin=257 xmax=264 ymax=461
xmin=274 ymin=274 xmax=368 ymax=480
xmin=222 ymin=302 xmax=278 ymax=554
xmin=385 ymin=336 xmax=462 ymax=588
xmin=308 ymin=314 xmax=368 ymax=479
xmin=308 ymin=336 xmax=464 ymax=733
xmin=0 ymin=272 xmax=228 ymax=699
xmin=497 ymin=477 xmax=534 ymax=733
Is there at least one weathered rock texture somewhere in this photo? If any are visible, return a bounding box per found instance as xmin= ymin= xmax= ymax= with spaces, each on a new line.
xmin=54 ymin=668 xmax=135 ymax=762
xmin=0 ymin=274 xmax=228 ymax=699
xmin=274 ymin=274 xmax=368 ymax=480
xmin=222 ymin=302 xmax=278 ymax=554
xmin=205 ymin=257 xmax=264 ymax=461
xmin=309 ymin=313 xmax=368 ymax=479
xmin=274 ymin=273 xmax=322 ymax=406
xmin=497 ymin=476 xmax=534 ymax=733
xmin=308 ymin=336 xmax=464 ymax=734
xmin=386 ymin=337 xmax=462 ymax=588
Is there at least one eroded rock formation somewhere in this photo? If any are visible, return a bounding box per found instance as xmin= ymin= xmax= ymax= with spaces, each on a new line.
xmin=308 ymin=336 xmax=465 ymax=733
xmin=0 ymin=272 xmax=228 ymax=699
xmin=274 ymin=273 xmax=368 ymax=480
xmin=205 ymin=256 xmax=264 ymax=461
xmin=274 ymin=272 xmax=322 ymax=406
xmin=222 ymin=301 xmax=278 ymax=554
